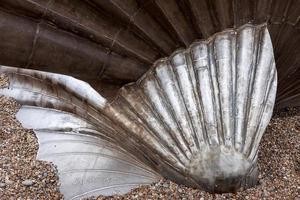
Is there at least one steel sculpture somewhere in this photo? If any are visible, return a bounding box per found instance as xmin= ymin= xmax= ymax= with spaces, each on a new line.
xmin=0 ymin=24 xmax=277 ymax=198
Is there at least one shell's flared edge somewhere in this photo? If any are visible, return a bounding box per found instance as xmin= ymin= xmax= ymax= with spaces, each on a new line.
xmin=0 ymin=23 xmax=277 ymax=195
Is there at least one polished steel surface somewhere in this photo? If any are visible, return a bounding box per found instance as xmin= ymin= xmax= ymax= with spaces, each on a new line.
xmin=0 ymin=24 xmax=277 ymax=196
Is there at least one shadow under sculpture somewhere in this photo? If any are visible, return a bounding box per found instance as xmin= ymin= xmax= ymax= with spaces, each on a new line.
xmin=0 ymin=24 xmax=277 ymax=197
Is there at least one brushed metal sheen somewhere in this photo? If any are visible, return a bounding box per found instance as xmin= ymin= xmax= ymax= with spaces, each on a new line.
xmin=0 ymin=24 xmax=277 ymax=196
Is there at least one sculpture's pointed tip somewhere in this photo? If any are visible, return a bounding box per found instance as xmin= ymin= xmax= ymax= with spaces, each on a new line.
xmin=188 ymin=146 xmax=258 ymax=193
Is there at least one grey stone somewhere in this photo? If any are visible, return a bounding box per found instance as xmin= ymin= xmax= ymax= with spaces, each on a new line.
xmin=22 ymin=179 xmax=34 ymax=186
xmin=5 ymin=179 xmax=13 ymax=185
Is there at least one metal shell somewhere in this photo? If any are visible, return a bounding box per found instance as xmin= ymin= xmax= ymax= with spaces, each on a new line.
xmin=0 ymin=24 xmax=277 ymax=195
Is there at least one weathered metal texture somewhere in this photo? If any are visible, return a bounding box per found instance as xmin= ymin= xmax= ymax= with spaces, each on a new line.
xmin=0 ymin=24 xmax=277 ymax=195
xmin=0 ymin=0 xmax=298 ymax=107
xmin=0 ymin=7 xmax=147 ymax=83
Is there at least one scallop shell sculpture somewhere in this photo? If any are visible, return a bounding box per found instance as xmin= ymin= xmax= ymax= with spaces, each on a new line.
xmin=0 ymin=24 xmax=277 ymax=196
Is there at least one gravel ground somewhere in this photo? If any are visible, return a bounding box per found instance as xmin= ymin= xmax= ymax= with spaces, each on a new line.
xmin=0 ymin=74 xmax=299 ymax=199
xmin=0 ymin=75 xmax=63 ymax=199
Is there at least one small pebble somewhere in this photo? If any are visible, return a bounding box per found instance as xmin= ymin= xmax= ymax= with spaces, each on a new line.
xmin=22 ymin=179 xmax=34 ymax=186
xmin=5 ymin=179 xmax=13 ymax=185
xmin=43 ymin=172 xmax=48 ymax=177
xmin=163 ymin=183 xmax=169 ymax=188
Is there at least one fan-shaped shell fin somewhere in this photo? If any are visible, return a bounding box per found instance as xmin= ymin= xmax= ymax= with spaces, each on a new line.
xmin=105 ymin=23 xmax=277 ymax=192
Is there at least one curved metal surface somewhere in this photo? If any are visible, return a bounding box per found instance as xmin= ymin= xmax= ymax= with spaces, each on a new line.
xmin=16 ymin=106 xmax=160 ymax=199
xmin=0 ymin=0 xmax=298 ymax=107
xmin=0 ymin=24 xmax=277 ymax=194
